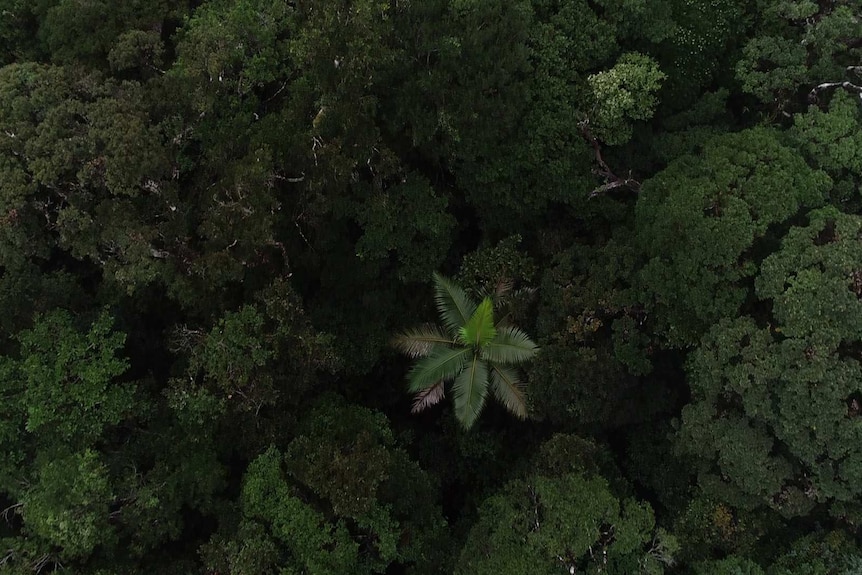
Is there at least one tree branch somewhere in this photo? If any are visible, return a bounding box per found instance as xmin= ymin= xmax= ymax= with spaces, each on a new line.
xmin=0 ymin=502 xmax=22 ymax=523
xmin=578 ymin=119 xmax=641 ymax=199
xmin=808 ymin=80 xmax=862 ymax=104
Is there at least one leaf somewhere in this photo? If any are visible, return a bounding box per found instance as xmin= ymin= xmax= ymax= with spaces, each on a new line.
xmin=411 ymin=380 xmax=445 ymax=414
xmin=478 ymin=277 xmax=512 ymax=301
xmin=452 ymin=355 xmax=488 ymax=430
xmin=494 ymin=278 xmax=514 ymax=301
xmin=458 ymin=297 xmax=496 ymax=348
xmin=490 ymin=364 xmax=527 ymax=419
xmin=407 ymin=346 xmax=471 ymax=392
xmin=481 ymin=326 xmax=539 ymax=365
xmin=433 ymin=272 xmax=477 ymax=337
xmin=391 ymin=324 xmax=453 ymax=358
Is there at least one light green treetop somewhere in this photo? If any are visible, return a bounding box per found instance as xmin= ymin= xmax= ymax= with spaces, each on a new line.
xmin=588 ymin=52 xmax=666 ymax=146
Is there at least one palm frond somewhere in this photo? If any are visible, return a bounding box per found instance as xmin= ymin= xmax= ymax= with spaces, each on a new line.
xmin=433 ymin=272 xmax=477 ymax=337
xmin=407 ymin=346 xmax=471 ymax=392
xmin=478 ymin=277 xmax=513 ymax=301
xmin=391 ymin=323 xmax=453 ymax=358
xmin=412 ymin=380 xmax=445 ymax=413
xmin=490 ymin=364 xmax=527 ymax=419
xmin=494 ymin=278 xmax=514 ymax=301
xmin=458 ymin=297 xmax=496 ymax=348
xmin=452 ymin=355 xmax=489 ymax=430
xmin=513 ymin=286 xmax=538 ymax=300
xmin=481 ymin=326 xmax=539 ymax=365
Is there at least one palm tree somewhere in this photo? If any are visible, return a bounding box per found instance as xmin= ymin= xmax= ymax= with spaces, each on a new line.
xmin=392 ymin=273 xmax=539 ymax=429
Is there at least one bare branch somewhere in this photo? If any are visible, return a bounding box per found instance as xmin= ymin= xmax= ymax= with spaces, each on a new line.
xmin=273 ymin=172 xmax=305 ymax=183
xmin=0 ymin=502 xmax=22 ymax=523
xmin=578 ymin=119 xmax=641 ymax=199
xmin=809 ymin=81 xmax=862 ymax=104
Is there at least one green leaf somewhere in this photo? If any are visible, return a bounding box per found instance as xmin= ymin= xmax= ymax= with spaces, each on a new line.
xmin=407 ymin=346 xmax=471 ymax=393
xmin=433 ymin=272 xmax=477 ymax=337
xmin=391 ymin=323 xmax=454 ymax=358
xmin=490 ymin=364 xmax=527 ymax=419
xmin=452 ymin=355 xmax=488 ymax=430
xmin=481 ymin=326 xmax=539 ymax=365
xmin=458 ymin=297 xmax=496 ymax=348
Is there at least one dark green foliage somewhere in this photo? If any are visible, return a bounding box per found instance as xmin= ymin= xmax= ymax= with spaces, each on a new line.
xmin=678 ymin=207 xmax=862 ymax=518
xmin=739 ymin=0 xmax=862 ymax=114
xmin=694 ymin=556 xmax=766 ymax=575
xmin=635 ymin=127 xmax=831 ymax=347
xmin=531 ymin=235 xmax=674 ymax=424
xmin=649 ymin=89 xmax=735 ymax=164
xmin=455 ymin=435 xmax=678 ymax=575
xmin=624 ymin=422 xmax=692 ymax=512
xmin=652 ymin=0 xmax=749 ymax=107
xmin=0 ymin=0 xmax=40 ymax=65
xmin=768 ymin=531 xmax=862 ymax=575
xmin=693 ymin=530 xmax=862 ymax=575
xmin=736 ymin=35 xmax=809 ymax=105
xmin=790 ymin=92 xmax=862 ymax=209
xmin=1 ymin=0 xmax=860 ymax=572
xmin=351 ymin=173 xmax=455 ymax=282
xmin=203 ymin=397 xmax=449 ymax=574
xmin=456 ymin=235 xmax=537 ymax=295
xmin=432 ymin=0 xmax=663 ymax=227
xmin=35 ymin=0 xmax=183 ymax=65
xmin=671 ymin=494 xmax=778 ymax=565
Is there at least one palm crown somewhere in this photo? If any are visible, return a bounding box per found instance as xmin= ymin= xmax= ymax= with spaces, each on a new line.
xmin=392 ymin=273 xmax=539 ymax=429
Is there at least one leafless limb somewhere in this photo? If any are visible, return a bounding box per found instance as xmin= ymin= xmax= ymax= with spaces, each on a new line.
xmin=167 ymin=325 xmax=205 ymax=353
xmin=32 ymin=553 xmax=62 ymax=574
xmin=273 ymin=172 xmax=306 ymax=183
xmin=264 ymin=81 xmax=288 ymax=103
xmin=578 ymin=119 xmax=641 ymax=199
xmin=0 ymin=502 xmax=22 ymax=523
xmin=294 ymin=210 xmax=315 ymax=251
xmin=0 ymin=549 xmax=14 ymax=567
xmin=808 ymin=66 xmax=862 ymax=104
xmin=528 ymin=484 xmax=541 ymax=532
xmin=809 ymin=81 xmax=862 ymax=101
xmin=230 ymin=388 xmax=266 ymax=416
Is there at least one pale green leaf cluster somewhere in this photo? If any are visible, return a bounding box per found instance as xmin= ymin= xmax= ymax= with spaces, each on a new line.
xmin=588 ymin=52 xmax=666 ymax=145
xmin=21 ymin=450 xmax=114 ymax=559
xmin=17 ymin=310 xmax=133 ymax=446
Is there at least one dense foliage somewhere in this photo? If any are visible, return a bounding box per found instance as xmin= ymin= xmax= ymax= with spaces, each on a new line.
xmin=0 ymin=0 xmax=861 ymax=572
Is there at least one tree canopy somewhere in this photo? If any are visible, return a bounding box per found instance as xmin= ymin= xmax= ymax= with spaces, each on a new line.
xmin=0 ymin=0 xmax=861 ymax=573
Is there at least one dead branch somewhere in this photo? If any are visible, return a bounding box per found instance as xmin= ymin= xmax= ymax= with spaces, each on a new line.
xmin=578 ymin=119 xmax=641 ymax=199
xmin=808 ymin=80 xmax=862 ymax=104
